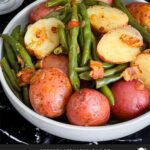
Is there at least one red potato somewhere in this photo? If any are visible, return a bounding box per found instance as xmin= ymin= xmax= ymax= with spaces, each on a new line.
xmin=127 ymin=2 xmax=150 ymax=32
xmin=99 ymin=0 xmax=113 ymax=5
xmin=41 ymin=54 xmax=69 ymax=75
xmin=111 ymin=80 xmax=150 ymax=121
xmin=67 ymin=88 xmax=110 ymax=126
xmin=29 ymin=2 xmax=62 ymax=23
xmin=29 ymin=68 xmax=72 ymax=118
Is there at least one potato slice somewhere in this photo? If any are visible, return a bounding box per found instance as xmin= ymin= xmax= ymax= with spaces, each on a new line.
xmin=87 ymin=6 xmax=128 ymax=33
xmin=132 ymin=50 xmax=150 ymax=89
xmin=97 ymin=25 xmax=143 ymax=64
xmin=24 ymin=18 xmax=64 ymax=59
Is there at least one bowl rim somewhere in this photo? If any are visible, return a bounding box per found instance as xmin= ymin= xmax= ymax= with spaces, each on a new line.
xmin=0 ymin=0 xmax=150 ymax=132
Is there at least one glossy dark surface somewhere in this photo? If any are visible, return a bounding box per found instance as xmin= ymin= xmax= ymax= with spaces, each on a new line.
xmin=0 ymin=0 xmax=150 ymax=144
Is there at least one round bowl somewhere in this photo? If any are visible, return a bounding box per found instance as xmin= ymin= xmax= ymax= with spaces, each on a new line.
xmin=0 ymin=0 xmax=150 ymax=142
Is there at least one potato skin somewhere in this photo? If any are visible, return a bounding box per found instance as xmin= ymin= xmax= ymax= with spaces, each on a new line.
xmin=29 ymin=2 xmax=61 ymax=23
xmin=67 ymin=88 xmax=110 ymax=126
xmin=42 ymin=54 xmax=68 ymax=75
xmin=127 ymin=2 xmax=150 ymax=32
xmin=29 ymin=68 xmax=72 ymax=118
xmin=111 ymin=80 xmax=150 ymax=121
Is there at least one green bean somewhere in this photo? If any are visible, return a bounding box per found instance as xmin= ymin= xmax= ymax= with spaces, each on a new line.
xmin=75 ymin=66 xmax=90 ymax=72
xmin=84 ymin=0 xmax=97 ymax=6
xmin=1 ymin=57 xmax=20 ymax=91
xmin=3 ymin=41 xmax=19 ymax=72
xmin=58 ymin=25 xmax=68 ymax=53
xmin=79 ymin=2 xmax=92 ymax=66
xmin=46 ymin=0 xmax=69 ymax=7
xmin=113 ymin=0 xmax=150 ymax=43
xmin=22 ymin=86 xmax=32 ymax=108
xmin=91 ymin=33 xmax=99 ymax=61
xmin=84 ymin=0 xmax=109 ymax=6
xmin=62 ymin=13 xmax=72 ymax=24
xmin=69 ymin=1 xmax=80 ymax=91
xmin=19 ymin=32 xmax=25 ymax=46
xmin=104 ymin=64 xmax=128 ymax=77
xmin=97 ymin=1 xmax=110 ymax=6
xmin=79 ymin=63 xmax=125 ymax=80
xmin=99 ymin=85 xmax=115 ymax=106
xmin=11 ymin=69 xmax=19 ymax=85
xmin=15 ymin=43 xmax=34 ymax=69
xmin=53 ymin=46 xmax=64 ymax=55
xmin=103 ymin=63 xmax=115 ymax=69
xmin=3 ymin=71 xmax=21 ymax=99
xmin=79 ymin=71 xmax=91 ymax=81
xmin=96 ymin=73 xmax=122 ymax=88
xmin=1 ymin=34 xmax=18 ymax=55
xmin=75 ymin=63 xmax=115 ymax=73
xmin=11 ymin=25 xmax=21 ymax=41
xmin=60 ymin=3 xmax=72 ymax=21
xmin=44 ymin=9 xmax=63 ymax=19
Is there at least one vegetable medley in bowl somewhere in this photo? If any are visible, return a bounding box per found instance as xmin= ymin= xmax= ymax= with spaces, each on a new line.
xmin=0 ymin=0 xmax=150 ymax=127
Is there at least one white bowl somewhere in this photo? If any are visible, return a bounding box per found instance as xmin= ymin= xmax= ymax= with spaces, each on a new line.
xmin=0 ymin=0 xmax=24 ymax=15
xmin=0 ymin=0 xmax=150 ymax=142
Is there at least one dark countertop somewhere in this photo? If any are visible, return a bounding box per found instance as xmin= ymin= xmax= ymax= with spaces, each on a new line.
xmin=0 ymin=0 xmax=150 ymax=144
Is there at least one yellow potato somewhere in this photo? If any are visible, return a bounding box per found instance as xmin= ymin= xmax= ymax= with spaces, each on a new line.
xmin=132 ymin=50 xmax=150 ymax=89
xmin=87 ymin=6 xmax=129 ymax=33
xmin=97 ymin=25 xmax=143 ymax=64
xmin=24 ymin=18 xmax=64 ymax=59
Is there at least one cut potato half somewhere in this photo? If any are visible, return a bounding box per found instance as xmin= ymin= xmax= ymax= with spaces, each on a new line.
xmin=24 ymin=18 xmax=64 ymax=59
xmin=132 ymin=50 xmax=150 ymax=89
xmin=87 ymin=6 xmax=129 ymax=33
xmin=97 ymin=25 xmax=143 ymax=64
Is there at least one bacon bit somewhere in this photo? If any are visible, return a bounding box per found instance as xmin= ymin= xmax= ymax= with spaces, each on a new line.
xmin=67 ymin=20 xmax=80 ymax=29
xmin=121 ymin=65 xmax=142 ymax=81
xmin=120 ymin=34 xmax=143 ymax=48
xmin=17 ymin=55 xmax=24 ymax=68
xmin=30 ymin=70 xmax=44 ymax=84
xmin=89 ymin=60 xmax=104 ymax=80
xmin=135 ymin=79 xmax=145 ymax=91
xmin=17 ymin=68 xmax=35 ymax=86
xmin=51 ymin=27 xmax=57 ymax=33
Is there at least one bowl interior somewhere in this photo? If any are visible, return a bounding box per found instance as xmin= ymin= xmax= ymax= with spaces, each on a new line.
xmin=0 ymin=0 xmax=150 ymax=142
